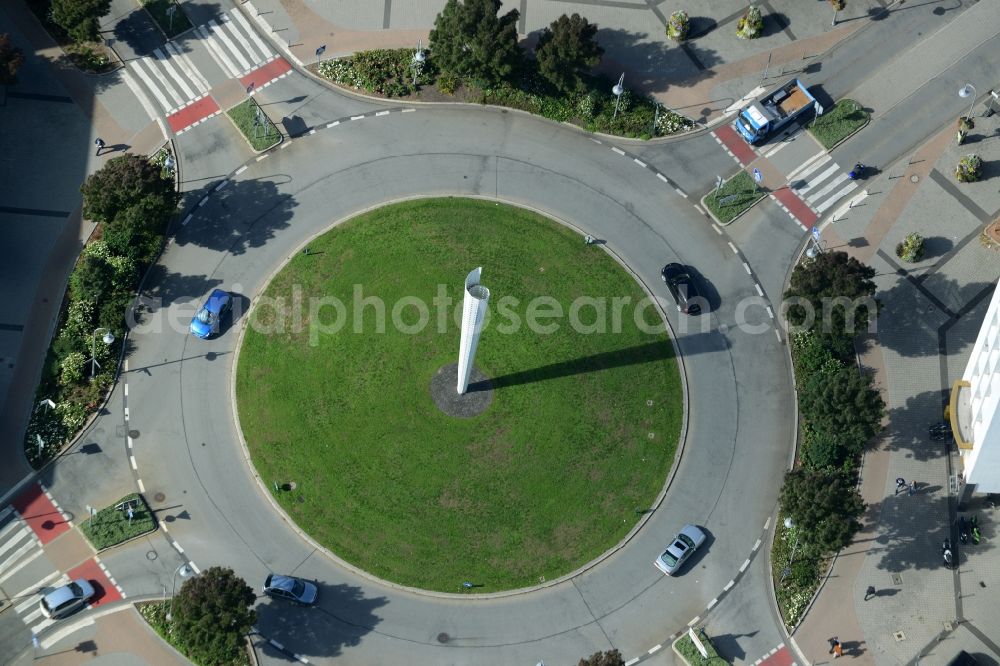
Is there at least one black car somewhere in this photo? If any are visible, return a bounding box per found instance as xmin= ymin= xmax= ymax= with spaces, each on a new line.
xmin=661 ymin=263 xmax=703 ymax=315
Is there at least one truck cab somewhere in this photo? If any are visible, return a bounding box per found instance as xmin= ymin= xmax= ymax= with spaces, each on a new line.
xmin=733 ymin=79 xmax=816 ymax=144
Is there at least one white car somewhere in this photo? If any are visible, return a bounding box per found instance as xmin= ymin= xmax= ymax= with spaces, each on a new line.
xmin=654 ymin=524 xmax=706 ymax=575
xmin=39 ymin=579 xmax=95 ymax=619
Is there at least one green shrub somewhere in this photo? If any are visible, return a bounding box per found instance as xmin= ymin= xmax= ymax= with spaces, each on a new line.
xmin=736 ymin=6 xmax=763 ymax=39
xmin=59 ymin=352 xmax=87 ymax=387
xmin=317 ymin=49 xmax=437 ymax=97
xmin=666 ymin=10 xmax=690 ymax=41
xmin=791 ymin=330 xmax=844 ymax=386
xmin=80 ymin=493 xmax=156 ymax=549
xmin=577 ymin=91 xmax=596 ymax=118
xmin=895 ymin=232 xmax=925 ymax=262
xmin=438 ymin=71 xmax=458 ymax=94
xmin=955 ymin=154 xmax=982 ymax=183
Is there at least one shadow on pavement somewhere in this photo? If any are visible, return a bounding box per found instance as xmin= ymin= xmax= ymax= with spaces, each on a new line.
xmin=594 ymin=28 xmax=721 ymax=93
xmin=254 ymin=582 xmax=388 ymax=661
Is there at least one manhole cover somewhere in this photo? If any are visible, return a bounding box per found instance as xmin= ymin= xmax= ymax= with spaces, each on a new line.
xmin=154 ymin=492 xmax=166 ymax=503
xmin=437 ymin=633 xmax=450 ymax=644
xmin=891 ymin=573 xmax=902 ymax=585
xmin=129 ymin=429 xmax=140 ymax=439
xmin=910 ymin=174 xmax=919 ymax=183
xmin=893 ymin=631 xmax=906 ymax=642
xmin=146 ymin=550 xmax=158 ymax=561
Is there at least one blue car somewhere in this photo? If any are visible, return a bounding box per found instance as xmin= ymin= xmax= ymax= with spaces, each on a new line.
xmin=189 ymin=289 xmax=232 ymax=338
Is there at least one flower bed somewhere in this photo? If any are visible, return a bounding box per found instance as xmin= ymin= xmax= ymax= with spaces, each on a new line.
xmin=673 ymin=629 xmax=730 ymax=665
xmin=80 ymin=493 xmax=156 ymax=549
xmin=702 ymin=171 xmax=765 ymax=224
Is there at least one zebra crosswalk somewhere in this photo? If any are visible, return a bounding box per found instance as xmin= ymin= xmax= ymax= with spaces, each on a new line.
xmin=787 ymin=152 xmax=859 ymax=215
xmin=123 ymin=8 xmax=277 ymax=126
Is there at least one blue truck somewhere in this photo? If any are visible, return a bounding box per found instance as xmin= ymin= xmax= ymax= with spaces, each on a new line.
xmin=733 ymin=79 xmax=817 ymax=144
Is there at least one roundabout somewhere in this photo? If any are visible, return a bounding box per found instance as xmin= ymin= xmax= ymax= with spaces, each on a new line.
xmin=234 ymin=197 xmax=683 ymax=592
xmin=121 ymin=100 xmax=794 ymax=663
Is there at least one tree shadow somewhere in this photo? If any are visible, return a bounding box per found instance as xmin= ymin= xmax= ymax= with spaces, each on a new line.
xmin=593 ymin=28 xmax=721 ymax=94
xmin=921 ymin=236 xmax=954 ymax=260
xmin=686 ymin=16 xmax=718 ymax=40
xmin=760 ymin=12 xmax=792 ymax=39
xmin=172 ymin=175 xmax=297 ymax=255
xmin=109 ymin=6 xmax=166 ymax=60
xmin=712 ymin=630 xmax=759 ymax=663
xmin=253 ymin=582 xmax=387 ymax=660
xmin=885 ymin=389 xmax=950 ymax=462
xmin=867 ymin=491 xmax=956 ymax=574
xmin=136 ymin=267 xmax=223 ymax=311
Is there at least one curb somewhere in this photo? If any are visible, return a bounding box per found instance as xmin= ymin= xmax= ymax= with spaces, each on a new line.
xmin=226 ymin=193 xmax=690 ymax=600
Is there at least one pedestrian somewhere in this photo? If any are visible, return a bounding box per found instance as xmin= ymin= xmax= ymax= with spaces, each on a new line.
xmin=95 ymin=137 xmax=106 ymax=156
xmin=895 ymin=477 xmax=906 ymax=495
xmin=828 ymin=638 xmax=840 ymax=654
xmin=908 ymin=481 xmax=917 ymax=496
xmin=834 ymin=643 xmax=843 ymax=658
xmin=864 ymin=585 xmax=876 ymax=600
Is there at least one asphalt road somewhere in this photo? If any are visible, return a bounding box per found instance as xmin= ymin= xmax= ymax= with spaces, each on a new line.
xmin=113 ymin=99 xmax=796 ymax=664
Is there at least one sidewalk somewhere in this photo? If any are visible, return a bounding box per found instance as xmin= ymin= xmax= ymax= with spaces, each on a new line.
xmin=9 ymin=603 xmax=190 ymax=665
xmin=793 ymin=91 xmax=1000 ymax=665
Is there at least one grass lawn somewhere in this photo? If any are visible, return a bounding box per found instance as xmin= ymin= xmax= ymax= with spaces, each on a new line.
xmin=673 ymin=629 xmax=730 ymax=666
xmin=80 ymin=493 xmax=156 ymax=550
xmin=808 ymin=99 xmax=869 ymax=150
xmin=702 ymin=171 xmax=765 ymax=224
xmin=226 ymin=99 xmax=282 ymax=152
xmin=140 ymin=0 xmax=192 ymax=39
xmin=236 ymin=198 xmax=683 ymax=591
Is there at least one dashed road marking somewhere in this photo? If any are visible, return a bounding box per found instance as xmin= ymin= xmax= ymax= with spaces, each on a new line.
xmin=611 ymin=147 xmax=625 ymax=156
xmin=633 ymin=158 xmax=647 ymax=167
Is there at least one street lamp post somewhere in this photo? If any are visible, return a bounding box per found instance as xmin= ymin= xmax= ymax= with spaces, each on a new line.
xmin=783 ymin=516 xmax=800 ymax=573
xmin=166 ymin=563 xmax=192 ymax=622
xmin=90 ymin=328 xmax=115 ymax=378
xmin=612 ymin=73 xmax=625 ymax=120
xmin=959 ymin=83 xmax=978 ymax=120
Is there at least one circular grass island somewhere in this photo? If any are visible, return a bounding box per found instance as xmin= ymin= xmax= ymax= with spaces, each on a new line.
xmin=235 ymin=198 xmax=683 ymax=592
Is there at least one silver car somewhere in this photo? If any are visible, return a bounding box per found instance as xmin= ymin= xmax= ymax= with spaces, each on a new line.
xmin=39 ymin=579 xmax=95 ymax=619
xmin=654 ymin=524 xmax=706 ymax=575
xmin=262 ymin=574 xmax=318 ymax=605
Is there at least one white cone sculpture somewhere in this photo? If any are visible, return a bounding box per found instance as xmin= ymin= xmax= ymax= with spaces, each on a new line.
xmin=457 ymin=267 xmax=490 ymax=394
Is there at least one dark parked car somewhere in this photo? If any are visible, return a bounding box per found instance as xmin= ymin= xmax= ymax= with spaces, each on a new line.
xmin=189 ymin=289 xmax=232 ymax=338
xmin=262 ymin=574 xmax=318 ymax=605
xmin=661 ymin=263 xmax=703 ymax=315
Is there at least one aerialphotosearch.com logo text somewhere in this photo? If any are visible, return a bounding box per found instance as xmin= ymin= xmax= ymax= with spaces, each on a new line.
xmin=127 ymin=284 xmax=877 ymax=344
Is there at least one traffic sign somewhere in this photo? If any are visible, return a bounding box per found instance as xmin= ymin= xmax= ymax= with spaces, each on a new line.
xmin=811 ymin=226 xmax=821 ymax=241
xmin=752 ymin=168 xmax=762 ymax=183
xmin=316 ymin=45 xmax=327 ymax=57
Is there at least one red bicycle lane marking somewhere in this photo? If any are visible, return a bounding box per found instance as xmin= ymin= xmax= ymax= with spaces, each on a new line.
xmin=772 ymin=186 xmax=818 ymax=230
xmin=67 ymin=558 xmax=123 ymax=608
xmin=713 ymin=123 xmax=759 ymax=166
xmin=757 ymin=645 xmax=796 ymax=666
xmin=167 ymin=95 xmax=221 ymax=134
xmin=239 ymin=56 xmax=292 ymax=92
xmin=11 ymin=483 xmax=71 ymax=545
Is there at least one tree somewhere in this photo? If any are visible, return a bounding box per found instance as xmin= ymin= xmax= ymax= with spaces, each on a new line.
xmin=799 ymin=366 xmax=884 ymax=455
xmin=81 ymin=153 xmax=175 ymax=225
xmin=578 ymin=649 xmax=625 ymax=666
xmin=534 ymin=14 xmax=604 ymax=93
xmin=784 ymin=251 xmax=878 ymax=349
xmin=172 ymin=567 xmax=256 ymax=666
xmin=104 ymin=194 xmax=173 ymax=265
xmin=50 ymin=0 xmax=111 ymax=43
xmin=69 ymin=253 xmax=114 ymax=306
xmin=0 ymin=34 xmax=24 ymax=86
xmin=429 ymin=0 xmax=522 ymax=85
xmin=780 ymin=468 xmax=863 ymax=554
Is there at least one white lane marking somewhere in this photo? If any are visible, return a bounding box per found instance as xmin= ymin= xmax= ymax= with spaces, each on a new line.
xmin=0 ymin=516 xmax=25 ymax=542
xmin=728 ymin=242 xmax=738 ymax=254
xmin=308 ymin=129 xmax=316 ymax=135
xmin=153 ymin=48 xmax=196 ymax=101
xmin=375 ymin=110 xmax=390 ymax=116
xmin=165 ymin=41 xmax=210 ymax=91
xmin=766 ymin=306 xmax=775 ymax=319
xmin=214 ymin=180 xmax=228 ymax=192
xmin=625 ymin=659 xmax=640 ymax=666
xmin=743 ymin=262 xmax=752 ymax=274
xmin=32 ymin=616 xmax=56 ymax=633
xmin=402 ymin=108 xmax=416 ymax=113
xmin=657 ymin=173 xmax=668 ymax=183
xmin=39 ymin=617 xmax=96 ymax=649
xmin=787 ymin=152 xmax=830 ymax=182
xmin=815 ymin=181 xmax=858 ymax=213
xmin=130 ymin=456 xmax=137 ymax=470
xmin=350 ymin=115 xmax=365 ymax=121
xmin=675 ymin=188 xmax=688 ymax=198
xmin=0 ymin=505 xmax=13 ymax=523
xmin=611 ymin=147 xmax=625 ymax=156
xmin=0 ymin=537 xmax=35 ymax=570
xmin=806 ymin=172 xmax=849 ymax=204
xmin=707 ymin=597 xmax=718 ymax=610
xmin=327 ymin=121 xmax=340 ymax=128
xmin=11 ymin=570 xmax=63 ymax=600
xmin=694 ymin=204 xmax=704 ymax=215
xmin=712 ymin=225 xmax=722 ymax=235
xmin=688 ymin=616 xmax=700 ymax=626
xmin=763 ymin=139 xmax=791 ymax=158
xmin=269 ymin=639 xmax=285 ymax=650
xmin=796 ymin=164 xmax=839 ymax=196
xmin=0 ymin=543 xmax=43 ymax=586
xmin=723 ymin=579 xmax=735 ymax=592
xmin=256 ymin=154 xmax=269 ymax=162
xmin=159 ymin=521 xmax=169 ymax=533
xmin=182 ymin=214 xmax=193 ymax=225
xmin=229 ymin=9 xmax=273 ymax=61
xmin=171 ymin=541 xmax=184 ymax=554
xmin=138 ymin=56 xmax=182 ymax=107
xmin=633 ymin=158 xmax=646 ymax=167
xmin=197 ymin=24 xmax=241 ymax=78
xmin=649 ymin=644 xmax=662 ymax=654
xmin=740 ymin=558 xmax=751 ymax=572
xmin=137 ymin=478 xmax=145 ymax=493
xmin=755 ymin=283 xmax=764 ymax=296
xmin=764 ymin=517 xmax=771 ymax=530
xmin=129 ymin=59 xmax=172 ymax=111
xmin=189 ymin=561 xmax=200 ymax=574
xmin=218 ymin=14 xmax=265 ymax=65
xmin=208 ymin=19 xmax=252 ymax=72
xmin=280 ymin=141 xmax=292 ymax=149
xmin=753 ymin=538 xmax=762 ymax=550
xmin=775 ymin=329 xmax=782 ymax=341
xmin=235 ymin=165 xmax=247 ymax=176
